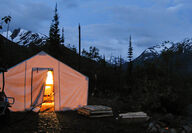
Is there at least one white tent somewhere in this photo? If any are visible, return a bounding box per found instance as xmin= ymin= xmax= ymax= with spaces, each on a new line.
xmin=0 ymin=51 xmax=88 ymax=111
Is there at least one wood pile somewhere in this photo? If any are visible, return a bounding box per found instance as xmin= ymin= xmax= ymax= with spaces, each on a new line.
xmin=119 ymin=112 xmax=149 ymax=121
xmin=77 ymin=105 xmax=113 ymax=117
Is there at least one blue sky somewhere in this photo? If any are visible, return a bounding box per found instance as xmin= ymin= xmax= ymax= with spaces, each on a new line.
xmin=0 ymin=0 xmax=192 ymax=59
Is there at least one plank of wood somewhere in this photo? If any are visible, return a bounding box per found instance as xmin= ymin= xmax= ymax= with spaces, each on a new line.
xmin=78 ymin=111 xmax=89 ymax=116
xmin=120 ymin=114 xmax=147 ymax=117
xmin=82 ymin=105 xmax=112 ymax=111
xmin=89 ymin=113 xmax=113 ymax=118
xmin=119 ymin=112 xmax=149 ymax=120
xmin=78 ymin=109 xmax=113 ymax=115
xmin=119 ymin=112 xmax=147 ymax=117
xmin=90 ymin=110 xmax=113 ymax=114
xmin=77 ymin=108 xmax=90 ymax=115
xmin=78 ymin=108 xmax=90 ymax=112
xmin=121 ymin=116 xmax=148 ymax=119
xmin=78 ymin=105 xmax=113 ymax=117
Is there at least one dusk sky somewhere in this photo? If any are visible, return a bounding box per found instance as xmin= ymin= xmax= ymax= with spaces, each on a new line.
xmin=1 ymin=0 xmax=192 ymax=59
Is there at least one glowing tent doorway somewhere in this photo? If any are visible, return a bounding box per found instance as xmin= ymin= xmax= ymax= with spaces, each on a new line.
xmin=40 ymin=71 xmax=54 ymax=112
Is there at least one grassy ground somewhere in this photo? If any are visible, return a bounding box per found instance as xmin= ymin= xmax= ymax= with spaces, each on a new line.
xmin=0 ymin=112 xmax=39 ymax=132
xmin=0 ymin=97 xmax=147 ymax=133
xmin=0 ymin=111 xmax=146 ymax=133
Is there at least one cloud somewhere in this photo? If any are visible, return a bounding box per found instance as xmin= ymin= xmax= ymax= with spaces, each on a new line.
xmin=0 ymin=0 xmax=192 ymax=59
xmin=66 ymin=3 xmax=78 ymax=8
xmin=63 ymin=23 xmax=147 ymax=59
xmin=0 ymin=0 xmax=52 ymax=33
xmin=167 ymin=4 xmax=183 ymax=12
xmin=110 ymin=4 xmax=192 ymax=43
xmin=58 ymin=0 xmax=79 ymax=9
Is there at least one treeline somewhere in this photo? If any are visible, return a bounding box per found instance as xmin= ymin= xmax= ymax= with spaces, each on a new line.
xmin=125 ymin=47 xmax=192 ymax=114
xmin=1 ymin=5 xmax=192 ymax=115
xmin=0 ymin=33 xmax=126 ymax=98
xmin=0 ymin=4 xmax=126 ymax=100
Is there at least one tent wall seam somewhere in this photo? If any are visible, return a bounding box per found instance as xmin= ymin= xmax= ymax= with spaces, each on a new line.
xmin=24 ymin=61 xmax=27 ymax=110
xmin=58 ymin=61 xmax=61 ymax=110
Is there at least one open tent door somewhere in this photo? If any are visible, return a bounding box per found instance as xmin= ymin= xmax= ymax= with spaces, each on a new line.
xmin=31 ymin=68 xmax=48 ymax=108
xmin=31 ymin=68 xmax=54 ymax=112
xmin=40 ymin=71 xmax=54 ymax=112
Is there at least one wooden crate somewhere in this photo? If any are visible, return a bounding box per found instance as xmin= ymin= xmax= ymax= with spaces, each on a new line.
xmin=78 ymin=105 xmax=113 ymax=117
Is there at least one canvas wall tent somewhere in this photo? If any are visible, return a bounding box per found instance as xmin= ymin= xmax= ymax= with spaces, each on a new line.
xmin=0 ymin=51 xmax=89 ymax=111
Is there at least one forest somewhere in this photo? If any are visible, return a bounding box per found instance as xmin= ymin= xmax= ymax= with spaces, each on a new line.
xmin=1 ymin=5 xmax=192 ymax=117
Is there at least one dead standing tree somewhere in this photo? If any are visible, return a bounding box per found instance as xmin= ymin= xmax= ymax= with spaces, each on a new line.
xmin=1 ymin=16 xmax=12 ymax=67
xmin=2 ymin=16 xmax=11 ymax=39
xmin=78 ymin=23 xmax=81 ymax=71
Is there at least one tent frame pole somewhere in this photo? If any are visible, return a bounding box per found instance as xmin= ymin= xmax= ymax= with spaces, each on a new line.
xmin=24 ymin=61 xmax=27 ymax=110
xmin=31 ymin=70 xmax=33 ymax=107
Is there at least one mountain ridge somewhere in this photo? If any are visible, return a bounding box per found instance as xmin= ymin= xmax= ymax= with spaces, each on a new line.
xmin=134 ymin=38 xmax=192 ymax=63
xmin=1 ymin=28 xmax=48 ymax=46
xmin=2 ymin=28 xmax=192 ymax=65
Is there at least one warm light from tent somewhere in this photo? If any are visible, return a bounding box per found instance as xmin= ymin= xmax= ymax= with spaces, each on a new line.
xmin=46 ymin=71 xmax=53 ymax=84
xmin=44 ymin=86 xmax=52 ymax=95
xmin=40 ymin=70 xmax=54 ymax=112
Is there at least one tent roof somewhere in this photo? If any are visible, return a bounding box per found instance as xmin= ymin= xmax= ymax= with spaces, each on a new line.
xmin=8 ymin=51 xmax=88 ymax=79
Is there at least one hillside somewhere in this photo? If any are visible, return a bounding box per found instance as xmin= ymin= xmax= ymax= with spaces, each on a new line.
xmin=134 ymin=41 xmax=173 ymax=63
xmin=1 ymin=28 xmax=47 ymax=46
xmin=134 ymin=38 xmax=192 ymax=63
xmin=0 ymin=34 xmax=123 ymax=97
xmin=0 ymin=34 xmax=35 ymax=68
xmin=121 ymin=38 xmax=192 ymax=74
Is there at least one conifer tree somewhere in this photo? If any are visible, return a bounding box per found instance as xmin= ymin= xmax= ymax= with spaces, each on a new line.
xmin=103 ymin=55 xmax=106 ymax=68
xmin=127 ymin=35 xmax=133 ymax=92
xmin=61 ymin=27 xmax=64 ymax=45
xmin=128 ymin=35 xmax=133 ymax=75
xmin=119 ymin=55 xmax=122 ymax=71
xmin=48 ymin=4 xmax=60 ymax=54
xmin=0 ymin=21 xmax=2 ymax=30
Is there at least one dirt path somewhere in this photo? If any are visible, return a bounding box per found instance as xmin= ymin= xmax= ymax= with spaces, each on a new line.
xmin=38 ymin=112 xmax=61 ymax=132
xmin=0 ymin=111 xmax=146 ymax=133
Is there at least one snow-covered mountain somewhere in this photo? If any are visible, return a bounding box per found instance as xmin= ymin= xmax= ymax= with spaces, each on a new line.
xmin=169 ymin=38 xmax=192 ymax=53
xmin=1 ymin=28 xmax=48 ymax=46
xmin=134 ymin=38 xmax=192 ymax=63
xmin=135 ymin=41 xmax=173 ymax=62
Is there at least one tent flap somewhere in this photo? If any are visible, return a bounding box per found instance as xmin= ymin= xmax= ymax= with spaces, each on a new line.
xmin=31 ymin=70 xmax=47 ymax=107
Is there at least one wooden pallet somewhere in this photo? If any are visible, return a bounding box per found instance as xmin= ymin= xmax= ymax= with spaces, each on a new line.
xmin=78 ymin=105 xmax=113 ymax=117
xmin=119 ymin=112 xmax=149 ymax=121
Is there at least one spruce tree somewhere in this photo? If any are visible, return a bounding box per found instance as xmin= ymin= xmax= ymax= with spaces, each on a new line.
xmin=119 ymin=55 xmax=122 ymax=71
xmin=127 ymin=35 xmax=133 ymax=92
xmin=61 ymin=27 xmax=64 ymax=45
xmin=128 ymin=35 xmax=133 ymax=62
xmin=48 ymin=4 xmax=60 ymax=55
xmin=128 ymin=35 xmax=133 ymax=75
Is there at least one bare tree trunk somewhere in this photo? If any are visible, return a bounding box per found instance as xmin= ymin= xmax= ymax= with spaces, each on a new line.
xmin=78 ymin=24 xmax=81 ymax=71
xmin=6 ymin=22 xmax=9 ymax=39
